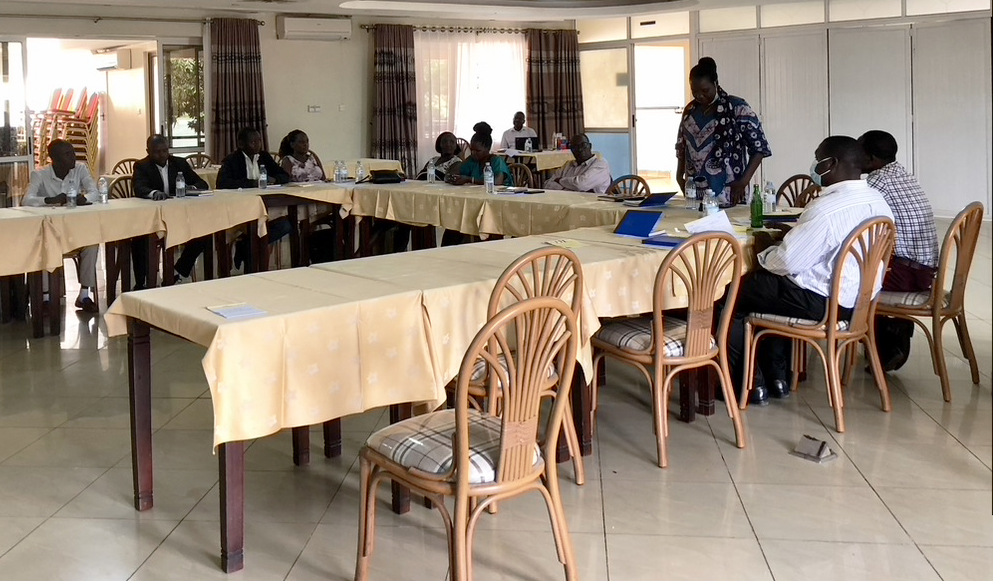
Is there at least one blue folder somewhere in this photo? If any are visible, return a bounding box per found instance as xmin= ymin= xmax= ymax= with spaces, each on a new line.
xmin=613 ymin=209 xmax=666 ymax=238
xmin=642 ymin=234 xmax=685 ymax=248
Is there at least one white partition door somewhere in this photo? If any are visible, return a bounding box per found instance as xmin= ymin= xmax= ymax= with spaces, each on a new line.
xmin=761 ymin=31 xmax=828 ymax=188
xmin=698 ymin=36 xmax=761 ymax=110
xmin=913 ymin=19 xmax=992 ymax=216
xmin=829 ymin=26 xmax=913 ymax=172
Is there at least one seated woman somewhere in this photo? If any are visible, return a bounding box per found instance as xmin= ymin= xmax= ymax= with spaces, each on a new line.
xmin=278 ymin=129 xmax=326 ymax=182
xmin=447 ymin=122 xmax=512 ymax=186
xmin=417 ymin=131 xmax=462 ymax=180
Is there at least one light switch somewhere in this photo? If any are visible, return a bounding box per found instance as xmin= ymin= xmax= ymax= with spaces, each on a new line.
xmin=338 ymin=104 xmax=345 ymax=112
xmin=306 ymin=105 xmax=322 ymax=113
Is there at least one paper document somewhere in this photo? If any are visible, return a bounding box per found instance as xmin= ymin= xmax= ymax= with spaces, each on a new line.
xmin=684 ymin=211 xmax=741 ymax=238
xmin=207 ymin=303 xmax=267 ymax=320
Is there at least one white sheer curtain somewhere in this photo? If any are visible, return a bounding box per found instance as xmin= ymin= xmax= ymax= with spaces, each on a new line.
xmin=414 ymin=31 xmax=527 ymax=169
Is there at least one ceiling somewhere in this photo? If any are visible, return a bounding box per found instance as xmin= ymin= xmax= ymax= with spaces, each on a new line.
xmin=0 ymin=0 xmax=793 ymax=23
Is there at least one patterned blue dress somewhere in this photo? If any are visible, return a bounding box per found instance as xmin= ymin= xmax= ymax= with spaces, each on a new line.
xmin=675 ymin=95 xmax=771 ymax=195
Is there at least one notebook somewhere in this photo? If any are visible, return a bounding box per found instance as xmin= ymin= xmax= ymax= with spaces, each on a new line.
xmin=622 ymin=192 xmax=678 ymax=207
xmin=613 ymin=209 xmax=667 ymax=238
xmin=642 ymin=234 xmax=686 ymax=248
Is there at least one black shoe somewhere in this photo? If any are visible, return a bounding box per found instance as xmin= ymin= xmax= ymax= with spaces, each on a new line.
xmin=769 ymin=379 xmax=790 ymax=399
xmin=874 ymin=348 xmax=907 ymax=373
xmin=233 ymin=238 xmax=247 ymax=270
xmin=748 ymin=385 xmax=770 ymax=406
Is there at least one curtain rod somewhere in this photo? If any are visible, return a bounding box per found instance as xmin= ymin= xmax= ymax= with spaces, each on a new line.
xmin=0 ymin=14 xmax=263 ymax=25
xmin=361 ymin=24 xmax=524 ymax=34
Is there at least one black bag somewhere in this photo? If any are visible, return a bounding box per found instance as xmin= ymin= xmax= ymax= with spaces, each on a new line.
xmin=308 ymin=227 xmax=336 ymax=264
xmin=367 ymin=169 xmax=404 ymax=184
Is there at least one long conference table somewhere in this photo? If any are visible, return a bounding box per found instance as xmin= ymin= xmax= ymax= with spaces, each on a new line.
xmin=103 ymin=195 xmax=750 ymax=572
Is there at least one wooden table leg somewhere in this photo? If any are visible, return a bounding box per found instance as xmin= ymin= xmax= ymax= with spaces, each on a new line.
xmin=288 ymin=205 xmax=301 ymax=268
xmin=246 ymin=222 xmax=260 ymax=274
xmin=678 ymin=372 xmax=696 ymax=423
xmin=357 ymin=218 xmax=374 ymax=258
xmin=28 ymin=271 xmax=43 ymax=338
xmin=341 ymin=213 xmax=356 ymax=260
xmin=47 ymin=270 xmax=61 ymax=337
xmin=121 ymin=242 xmax=132 ymax=293
xmin=291 ymin=426 xmax=310 ymax=466
xmin=570 ymin=364 xmax=594 ymax=457
xmin=323 ymin=419 xmax=342 ymax=458
xmin=105 ymin=243 xmax=118 ymax=305
xmin=389 ymin=403 xmax=413 ymax=514
xmin=214 ymin=232 xmax=230 ymax=278
xmin=219 ymin=441 xmax=245 ymax=573
xmin=204 ymin=236 xmax=215 ymax=281
xmin=696 ymin=367 xmax=716 ymax=416
xmin=127 ymin=318 xmax=154 ymax=511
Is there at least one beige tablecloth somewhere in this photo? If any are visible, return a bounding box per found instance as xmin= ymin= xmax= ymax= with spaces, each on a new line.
xmin=498 ymin=150 xmax=579 ymax=172
xmin=156 ymin=192 xmax=268 ymax=248
xmin=13 ymin=199 xmax=165 ymax=255
xmin=0 ymin=209 xmax=62 ymax=276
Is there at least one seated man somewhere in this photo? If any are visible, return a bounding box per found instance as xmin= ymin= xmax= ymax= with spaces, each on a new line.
xmin=726 ymin=136 xmax=894 ymax=405
xmin=499 ymin=111 xmax=538 ymax=150
xmin=542 ymin=134 xmax=612 ymax=194
xmin=22 ymin=139 xmax=100 ymax=313
xmin=217 ymin=128 xmax=291 ymax=269
xmin=131 ymin=135 xmax=211 ymax=287
xmin=858 ymin=130 xmax=939 ymax=371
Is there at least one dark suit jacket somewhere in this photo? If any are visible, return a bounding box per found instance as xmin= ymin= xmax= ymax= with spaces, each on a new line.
xmin=216 ymin=150 xmax=289 ymax=189
xmin=132 ymin=155 xmax=209 ymax=198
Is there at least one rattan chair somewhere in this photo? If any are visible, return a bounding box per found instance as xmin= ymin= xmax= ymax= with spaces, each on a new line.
xmin=592 ymin=232 xmax=745 ymax=468
xmin=111 ymin=158 xmax=138 ymax=175
xmin=186 ymin=152 xmax=214 ymax=169
xmin=606 ymin=174 xmax=649 ymax=198
xmin=508 ymin=163 xmax=534 ymax=188
xmin=456 ymin=137 xmax=471 ymax=160
xmin=875 ymin=202 xmax=984 ymax=401
xmin=794 ymin=184 xmax=822 ymax=208
xmin=355 ymin=296 xmax=580 ymax=581
xmin=742 ymin=217 xmax=896 ymax=433
xmin=776 ymin=174 xmax=815 ymax=207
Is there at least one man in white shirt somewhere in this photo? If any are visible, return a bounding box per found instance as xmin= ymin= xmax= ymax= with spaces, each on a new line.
xmin=725 ymin=136 xmax=894 ymax=405
xmin=542 ymin=134 xmax=613 ymax=194
xmin=499 ymin=111 xmax=538 ymax=150
xmin=22 ymin=139 xmax=100 ymax=313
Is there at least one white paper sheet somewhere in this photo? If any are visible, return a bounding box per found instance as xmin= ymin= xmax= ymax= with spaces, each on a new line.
xmin=684 ymin=211 xmax=740 ymax=237
xmin=207 ymin=303 xmax=268 ymax=320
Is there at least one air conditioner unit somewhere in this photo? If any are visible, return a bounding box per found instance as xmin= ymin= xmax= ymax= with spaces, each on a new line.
xmin=95 ymin=49 xmax=132 ymax=71
xmin=276 ymin=16 xmax=352 ymax=41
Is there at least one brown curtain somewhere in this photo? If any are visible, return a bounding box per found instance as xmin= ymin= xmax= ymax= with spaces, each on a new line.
xmin=209 ymin=18 xmax=268 ymax=161
xmin=372 ymin=25 xmax=418 ymax=175
xmin=525 ymin=30 xmax=585 ymax=143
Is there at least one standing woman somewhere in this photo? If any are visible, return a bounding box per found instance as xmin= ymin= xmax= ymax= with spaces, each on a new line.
xmin=676 ymin=57 xmax=771 ymax=204
xmin=279 ymin=129 xmax=326 ymax=182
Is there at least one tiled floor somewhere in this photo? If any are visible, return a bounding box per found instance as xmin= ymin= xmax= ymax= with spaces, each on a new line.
xmin=0 ymin=222 xmax=989 ymax=580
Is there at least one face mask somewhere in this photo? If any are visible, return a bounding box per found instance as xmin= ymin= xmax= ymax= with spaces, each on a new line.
xmin=709 ymin=88 xmax=720 ymax=105
xmin=809 ymin=157 xmax=833 ymax=187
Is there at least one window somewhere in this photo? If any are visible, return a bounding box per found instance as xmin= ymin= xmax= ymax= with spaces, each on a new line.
xmin=761 ymin=1 xmax=826 ymax=27
xmin=906 ymin=0 xmax=991 ymax=14
xmin=699 ymin=6 xmax=759 ymax=32
xmin=157 ymin=45 xmax=204 ymax=151
xmin=414 ymin=32 xmax=527 ymax=167
xmin=0 ymin=41 xmax=27 ymax=158
xmin=829 ymin=0 xmax=902 ymax=21
xmin=579 ymin=48 xmax=629 ymax=128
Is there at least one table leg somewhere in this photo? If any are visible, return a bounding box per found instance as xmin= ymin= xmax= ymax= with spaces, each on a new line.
xmin=219 ymin=441 xmax=245 ymax=573
xmin=146 ymin=235 xmax=159 ymax=288
xmin=323 ymin=419 xmax=342 ymax=458
xmin=341 ymin=213 xmax=356 ymax=260
xmin=291 ymin=426 xmax=310 ymax=466
xmin=288 ymin=205 xmax=301 ymax=268
xmin=358 ymin=218 xmax=374 ymax=258
xmin=678 ymin=371 xmax=696 ymax=423
xmin=121 ymin=242 xmax=132 ymax=293
xmin=28 ymin=271 xmax=43 ymax=338
xmin=389 ymin=403 xmax=413 ymax=514
xmin=570 ymin=364 xmax=594 ymax=456
xmin=214 ymin=232 xmax=230 ymax=278
xmin=246 ymin=222 xmax=260 ymax=274
xmin=127 ymin=318 xmax=154 ymax=511
xmin=696 ymin=367 xmax=716 ymax=416
xmin=0 ymin=276 xmax=10 ymax=323
xmin=105 ymin=243 xmax=118 ymax=305
xmin=47 ymin=270 xmax=61 ymax=337
xmin=204 ymin=236 xmax=215 ymax=280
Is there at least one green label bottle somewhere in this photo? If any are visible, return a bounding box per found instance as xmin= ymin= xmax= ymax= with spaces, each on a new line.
xmin=750 ymin=184 xmax=764 ymax=228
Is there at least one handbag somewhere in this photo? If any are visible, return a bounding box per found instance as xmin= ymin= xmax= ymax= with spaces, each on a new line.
xmin=365 ymin=169 xmax=404 ymax=184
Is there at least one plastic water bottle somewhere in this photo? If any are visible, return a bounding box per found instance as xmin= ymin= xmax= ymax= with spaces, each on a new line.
xmin=97 ymin=177 xmax=109 ymax=204
xmin=524 ymin=138 xmax=533 ymax=153
xmin=483 ymin=162 xmax=495 ymax=194
xmin=355 ymin=160 xmax=366 ymax=183
xmin=684 ymin=180 xmax=696 ymax=209
xmin=175 ymin=173 xmax=186 ymax=198
xmin=66 ymin=184 xmax=78 ymax=209
xmin=426 ymin=159 xmax=436 ymax=183
xmin=703 ymin=189 xmax=718 ymax=215
xmin=258 ymin=166 xmax=268 ymax=189
xmin=333 ymin=161 xmax=344 ymax=183
xmin=764 ymin=181 xmax=776 ymax=213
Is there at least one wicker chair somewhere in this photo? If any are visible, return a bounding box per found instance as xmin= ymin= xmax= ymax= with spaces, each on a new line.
xmin=592 ymin=232 xmax=745 ymax=468
xmin=742 ymin=217 xmax=896 ymax=433
xmin=456 ymin=137 xmax=471 ymax=160
xmin=508 ymin=163 xmax=534 ymax=188
xmin=776 ymin=174 xmax=816 ymax=207
xmin=875 ymin=202 xmax=984 ymax=402
xmin=794 ymin=184 xmax=822 ymax=208
xmin=606 ymin=174 xmax=650 ymax=199
xmin=355 ymin=296 xmax=580 ymax=581
xmin=186 ymin=152 xmax=214 ymax=169
xmin=111 ymin=158 xmax=138 ymax=176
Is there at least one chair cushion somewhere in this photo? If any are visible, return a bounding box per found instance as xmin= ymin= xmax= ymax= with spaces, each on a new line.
xmin=877 ymin=290 xmax=947 ymax=308
xmin=750 ymin=312 xmax=850 ymax=331
xmin=470 ymin=352 xmax=558 ymax=386
xmin=365 ymin=409 xmax=541 ymax=485
xmin=594 ymin=316 xmax=715 ymax=357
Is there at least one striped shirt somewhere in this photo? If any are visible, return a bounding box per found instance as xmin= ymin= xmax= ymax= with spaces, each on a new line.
xmin=758 ymin=179 xmax=894 ymax=308
xmin=866 ymin=161 xmax=938 ymax=268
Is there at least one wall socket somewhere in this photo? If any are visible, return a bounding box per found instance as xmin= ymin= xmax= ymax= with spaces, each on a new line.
xmin=306 ymin=105 xmax=322 ymax=113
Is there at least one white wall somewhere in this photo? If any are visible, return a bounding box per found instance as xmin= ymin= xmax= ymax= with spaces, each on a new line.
xmin=103 ymin=50 xmax=149 ymax=174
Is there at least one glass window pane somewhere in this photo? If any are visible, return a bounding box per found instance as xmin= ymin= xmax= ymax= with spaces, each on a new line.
xmin=634 ymin=45 xmax=686 ymax=107
xmin=829 ymin=0 xmax=901 ymax=21
xmin=906 ymin=0 xmax=990 ymax=14
xmin=0 ymin=41 xmax=28 ymax=158
xmin=577 ymin=18 xmax=627 ymax=44
xmin=164 ymin=46 xmax=205 ymax=150
xmin=699 ymin=6 xmax=758 ymax=33
xmin=631 ymin=12 xmax=690 ymax=39
xmin=762 ymin=1 xmax=825 ymax=27
xmin=580 ymin=48 xmax=629 ymax=128
xmin=589 ymin=132 xmax=632 ymax=177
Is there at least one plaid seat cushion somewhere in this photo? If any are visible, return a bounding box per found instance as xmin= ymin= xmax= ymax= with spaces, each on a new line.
xmin=877 ymin=290 xmax=947 ymax=308
xmin=751 ymin=313 xmax=850 ymax=331
xmin=366 ymin=409 xmax=541 ymax=485
xmin=470 ymin=352 xmax=558 ymax=386
xmin=595 ymin=317 xmax=715 ymax=357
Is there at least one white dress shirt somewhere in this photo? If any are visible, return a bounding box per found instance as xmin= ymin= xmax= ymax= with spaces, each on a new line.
xmin=542 ymin=155 xmax=613 ymax=194
xmin=758 ymin=179 xmax=894 ymax=308
xmin=499 ymin=127 xmax=538 ymax=150
xmin=157 ymin=162 xmax=170 ymax=196
xmin=23 ymin=162 xmax=99 ymax=206
xmin=244 ymin=153 xmax=260 ymax=180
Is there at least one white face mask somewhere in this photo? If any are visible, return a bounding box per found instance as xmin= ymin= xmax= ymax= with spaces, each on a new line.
xmin=809 ymin=157 xmax=834 ymax=187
